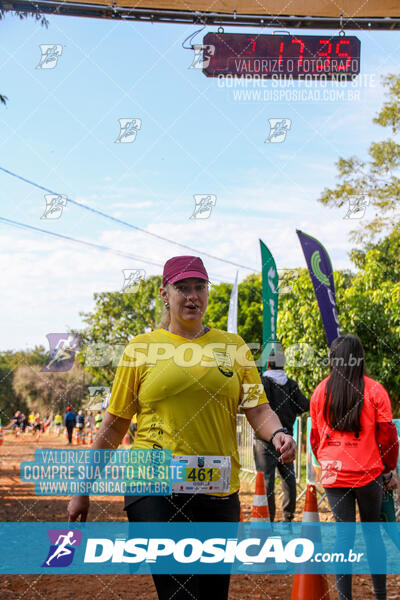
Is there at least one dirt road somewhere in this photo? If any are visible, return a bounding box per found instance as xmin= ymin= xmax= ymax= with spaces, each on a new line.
xmin=1 ymin=433 xmax=398 ymax=599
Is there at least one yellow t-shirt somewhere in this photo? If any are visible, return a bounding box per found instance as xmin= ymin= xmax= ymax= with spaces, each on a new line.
xmin=107 ymin=327 xmax=268 ymax=496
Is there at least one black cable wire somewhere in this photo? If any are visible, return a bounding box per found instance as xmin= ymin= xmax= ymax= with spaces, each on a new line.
xmin=0 ymin=216 xmax=234 ymax=283
xmin=0 ymin=165 xmax=257 ymax=272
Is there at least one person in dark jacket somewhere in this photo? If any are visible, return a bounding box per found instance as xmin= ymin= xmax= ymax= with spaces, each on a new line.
xmin=253 ymin=347 xmax=309 ymax=521
xmin=64 ymin=407 xmax=76 ymax=444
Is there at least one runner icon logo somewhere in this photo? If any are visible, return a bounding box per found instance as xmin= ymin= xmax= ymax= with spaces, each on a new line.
xmin=188 ymin=44 xmax=215 ymax=70
xmin=41 ymin=333 xmax=81 ymax=372
xmin=344 ymin=195 xmax=369 ymax=220
xmin=189 ymin=194 xmax=217 ymax=220
xmin=122 ymin=269 xmax=146 ymax=293
xmin=265 ymin=118 xmax=291 ymax=143
xmin=41 ymin=194 xmax=67 ymax=220
xmin=36 ymin=44 xmax=63 ymax=70
xmin=87 ymin=386 xmax=111 ymax=411
xmin=42 ymin=529 xmax=82 ymax=567
xmin=114 ymin=118 xmax=142 ymax=143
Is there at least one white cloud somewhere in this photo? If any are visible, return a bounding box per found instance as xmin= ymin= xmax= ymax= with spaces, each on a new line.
xmin=0 ymin=183 xmax=356 ymax=350
xmin=110 ymin=201 xmax=153 ymax=209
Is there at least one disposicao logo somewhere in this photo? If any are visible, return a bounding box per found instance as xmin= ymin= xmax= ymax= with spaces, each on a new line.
xmin=42 ymin=529 xmax=82 ymax=567
xmin=83 ymin=536 xmax=314 ymax=564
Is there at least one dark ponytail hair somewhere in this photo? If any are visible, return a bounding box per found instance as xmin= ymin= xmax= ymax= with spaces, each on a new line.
xmin=324 ymin=334 xmax=366 ymax=433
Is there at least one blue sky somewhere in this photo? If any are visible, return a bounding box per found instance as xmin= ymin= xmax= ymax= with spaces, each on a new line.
xmin=1 ymin=12 xmax=399 ymax=350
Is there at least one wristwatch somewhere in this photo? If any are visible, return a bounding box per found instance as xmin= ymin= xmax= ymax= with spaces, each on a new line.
xmin=270 ymin=427 xmax=289 ymax=443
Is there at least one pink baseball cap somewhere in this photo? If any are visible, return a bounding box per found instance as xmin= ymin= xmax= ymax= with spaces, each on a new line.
xmin=162 ymin=256 xmax=209 ymax=287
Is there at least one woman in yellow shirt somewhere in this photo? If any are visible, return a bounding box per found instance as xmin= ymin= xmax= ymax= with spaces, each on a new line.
xmin=68 ymin=255 xmax=296 ymax=600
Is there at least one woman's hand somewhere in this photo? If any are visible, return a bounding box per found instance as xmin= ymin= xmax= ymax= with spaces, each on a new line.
xmin=68 ymin=495 xmax=90 ymax=522
xmin=272 ymin=433 xmax=297 ymax=463
xmin=66 ymin=413 xmax=131 ymax=522
xmin=383 ymin=471 xmax=398 ymax=491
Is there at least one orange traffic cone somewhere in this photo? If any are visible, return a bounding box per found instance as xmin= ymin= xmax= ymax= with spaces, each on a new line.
xmin=0 ymin=426 xmax=3 ymax=446
xmin=303 ymin=484 xmax=320 ymax=523
xmin=290 ymin=484 xmax=331 ymax=600
xmin=244 ymin=472 xmax=274 ymax=574
xmin=72 ymin=428 xmax=78 ymax=445
xmin=291 ymin=571 xmax=331 ymax=600
xmin=251 ymin=472 xmax=270 ymax=523
xmin=87 ymin=430 xmax=93 ymax=446
xmin=81 ymin=430 xmax=86 ymax=445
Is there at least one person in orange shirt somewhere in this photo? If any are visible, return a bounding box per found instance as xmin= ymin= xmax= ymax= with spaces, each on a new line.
xmin=310 ymin=334 xmax=398 ymax=600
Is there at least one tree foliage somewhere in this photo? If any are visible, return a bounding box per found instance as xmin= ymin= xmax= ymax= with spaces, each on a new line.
xmin=75 ymin=242 xmax=400 ymax=414
xmin=77 ymin=276 xmax=164 ymax=385
xmin=0 ymin=354 xmax=23 ymax=424
xmin=3 ymin=235 xmax=397 ymax=420
xmin=278 ymin=238 xmax=400 ymax=412
xmin=343 ymin=231 xmax=400 ymax=413
xmin=0 ymin=346 xmax=49 ymax=423
xmin=318 ymin=74 xmax=400 ymax=245
xmin=204 ymin=274 xmax=262 ymax=346
xmin=0 ymin=8 xmax=48 ymax=105
xmin=12 ymin=362 xmax=87 ymax=417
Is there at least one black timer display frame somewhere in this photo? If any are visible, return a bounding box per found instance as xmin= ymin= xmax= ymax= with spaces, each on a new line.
xmin=202 ymin=32 xmax=361 ymax=79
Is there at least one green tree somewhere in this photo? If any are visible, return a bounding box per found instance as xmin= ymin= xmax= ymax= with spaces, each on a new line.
xmin=0 ymin=8 xmax=48 ymax=105
xmin=12 ymin=362 xmax=87 ymax=416
xmin=204 ymin=274 xmax=262 ymax=345
xmin=77 ymin=276 xmax=164 ymax=385
xmin=78 ymin=274 xmax=263 ymax=386
xmin=74 ymin=246 xmax=400 ymax=414
xmin=1 ymin=346 xmax=48 ymax=370
xmin=318 ymin=74 xmax=400 ymax=245
xmin=315 ymin=73 xmax=400 ymax=412
xmin=278 ymin=237 xmax=400 ymax=412
xmin=0 ymin=354 xmax=24 ymax=424
xmin=0 ymin=345 xmax=88 ymax=423
xmin=277 ymin=268 xmax=354 ymax=400
xmin=343 ymin=232 xmax=400 ymax=414
xmin=0 ymin=346 xmax=49 ymax=424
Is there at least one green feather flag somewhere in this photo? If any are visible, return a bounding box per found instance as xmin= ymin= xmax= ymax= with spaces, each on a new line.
xmin=260 ymin=239 xmax=279 ymax=372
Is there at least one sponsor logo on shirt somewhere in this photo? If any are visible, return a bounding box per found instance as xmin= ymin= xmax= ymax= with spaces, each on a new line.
xmin=320 ymin=460 xmax=342 ymax=485
xmin=213 ymin=351 xmax=234 ymax=377
xmin=241 ymin=384 xmax=264 ymax=409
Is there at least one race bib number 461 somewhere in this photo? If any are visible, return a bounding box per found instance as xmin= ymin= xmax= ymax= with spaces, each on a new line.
xmin=172 ymin=455 xmax=231 ymax=494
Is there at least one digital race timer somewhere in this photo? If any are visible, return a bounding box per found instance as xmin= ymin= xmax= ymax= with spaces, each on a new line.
xmin=202 ymin=32 xmax=361 ymax=79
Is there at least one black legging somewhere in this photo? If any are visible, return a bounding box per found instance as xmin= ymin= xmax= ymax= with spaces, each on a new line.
xmin=324 ymin=475 xmax=386 ymax=600
xmin=126 ymin=492 xmax=240 ymax=600
xmin=66 ymin=422 xmax=74 ymax=444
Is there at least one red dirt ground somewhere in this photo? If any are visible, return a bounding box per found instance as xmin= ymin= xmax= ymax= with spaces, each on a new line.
xmin=1 ymin=433 xmax=399 ymax=599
